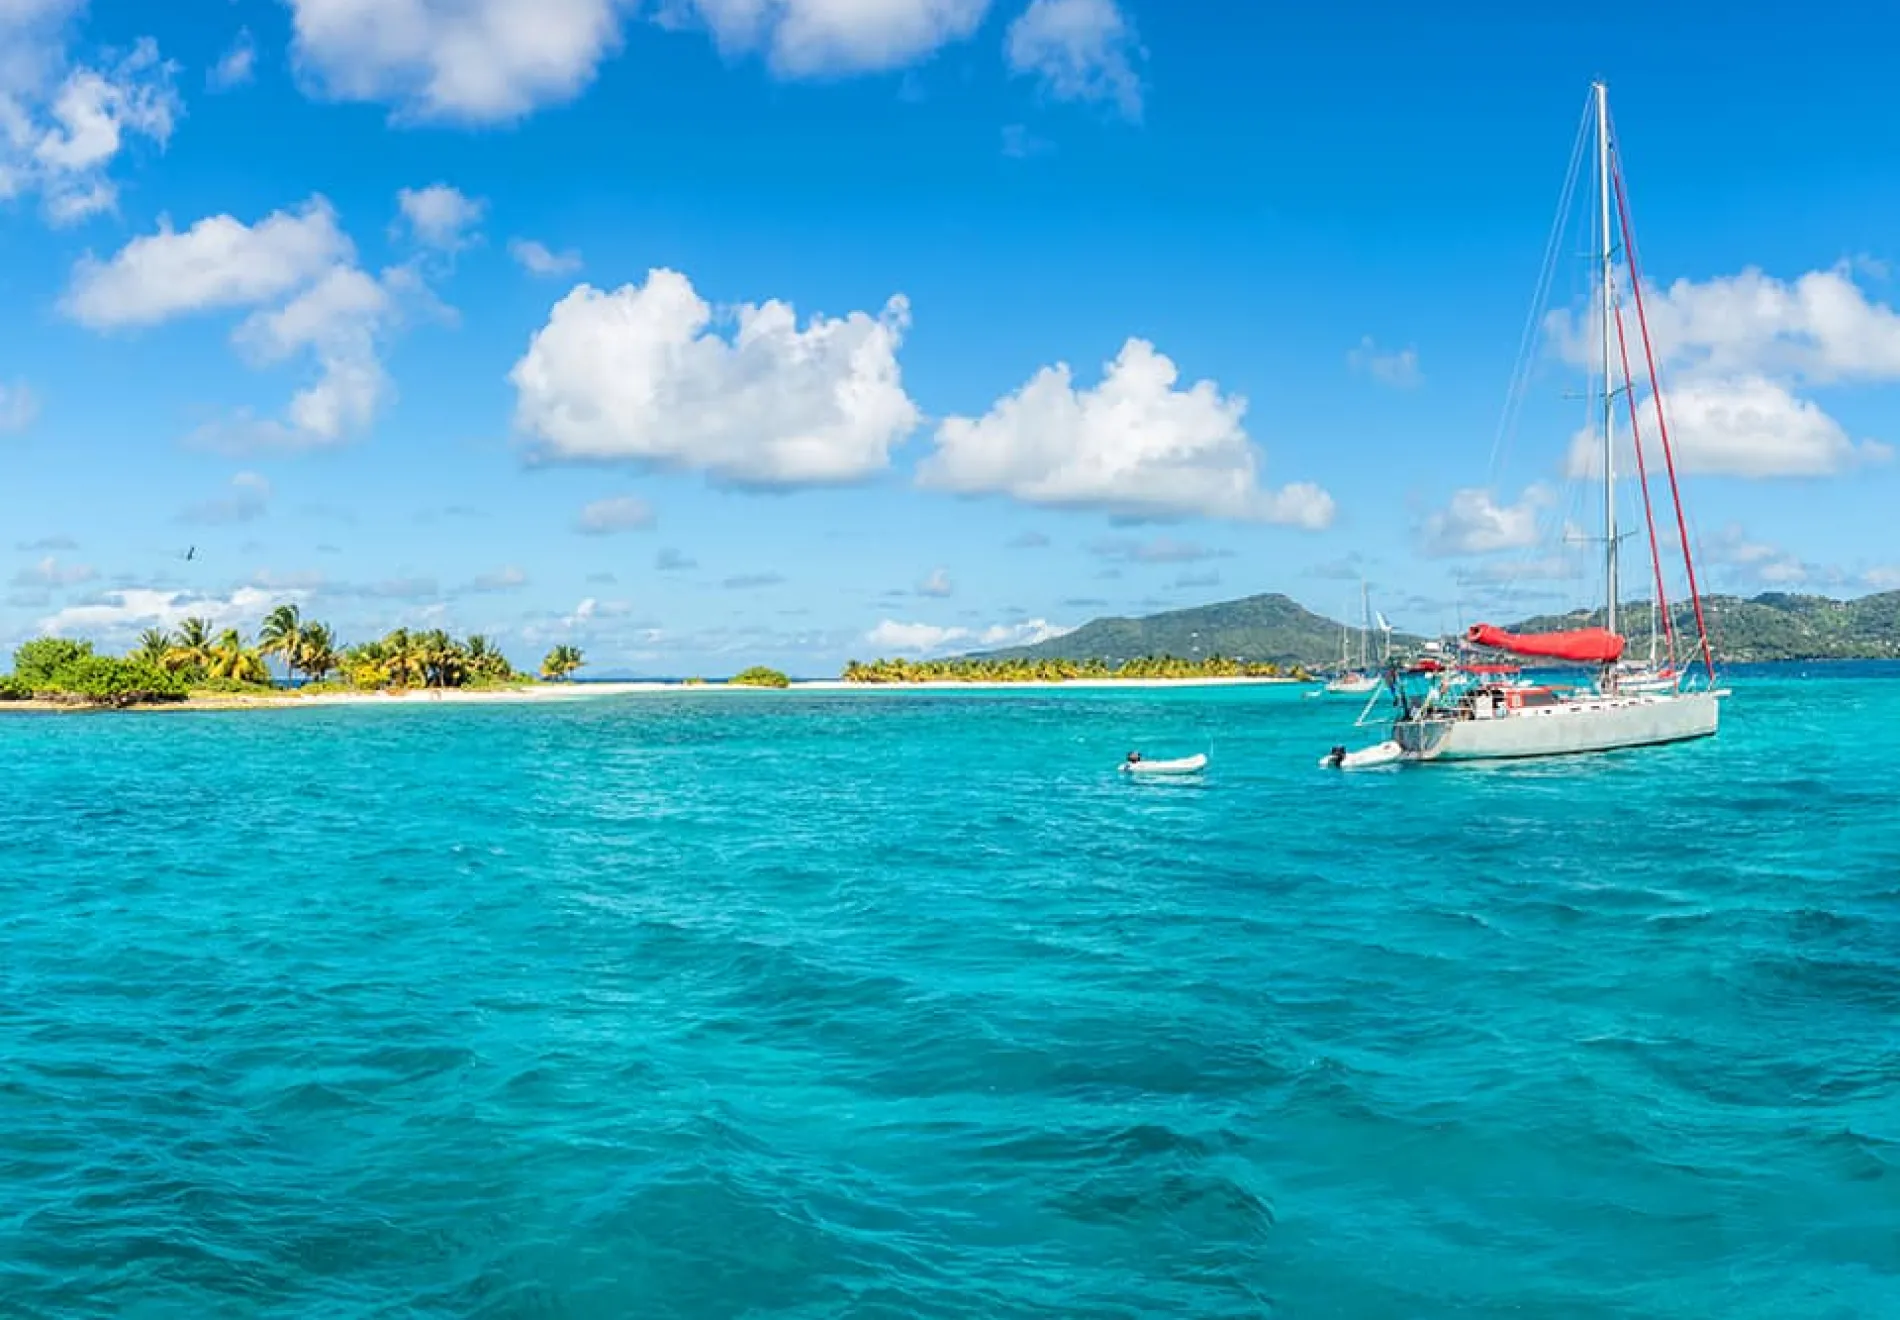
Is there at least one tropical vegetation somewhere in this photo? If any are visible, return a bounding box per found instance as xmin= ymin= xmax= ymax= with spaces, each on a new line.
xmin=1 ymin=606 xmax=555 ymax=707
xmin=841 ymin=655 xmax=1307 ymax=683
xmin=541 ymin=644 xmax=586 ymax=682
xmin=730 ymin=665 xmax=791 ymax=688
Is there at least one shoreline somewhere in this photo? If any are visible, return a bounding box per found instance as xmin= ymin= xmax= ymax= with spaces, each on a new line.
xmin=1 ymin=675 xmax=1304 ymax=713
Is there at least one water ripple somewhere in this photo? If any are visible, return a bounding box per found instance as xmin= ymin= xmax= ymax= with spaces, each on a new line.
xmin=3 ymin=673 xmax=1897 ymax=1316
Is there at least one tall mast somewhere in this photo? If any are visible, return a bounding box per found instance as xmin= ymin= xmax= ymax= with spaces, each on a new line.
xmin=1595 ymin=80 xmax=1619 ymax=639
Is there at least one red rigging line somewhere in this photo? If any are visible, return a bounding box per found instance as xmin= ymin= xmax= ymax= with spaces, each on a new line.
xmin=1610 ymin=138 xmax=1716 ymax=681
xmin=1610 ymin=277 xmax=1678 ymax=667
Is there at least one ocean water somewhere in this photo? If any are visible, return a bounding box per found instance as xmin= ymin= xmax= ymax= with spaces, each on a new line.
xmin=3 ymin=668 xmax=1897 ymax=1318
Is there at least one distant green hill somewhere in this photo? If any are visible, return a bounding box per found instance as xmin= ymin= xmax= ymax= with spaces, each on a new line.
xmin=973 ymin=589 xmax=1900 ymax=668
xmin=1508 ymin=592 xmax=1900 ymax=663
xmin=973 ymin=593 xmax=1416 ymax=668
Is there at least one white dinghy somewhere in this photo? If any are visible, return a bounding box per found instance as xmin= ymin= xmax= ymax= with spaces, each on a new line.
xmin=1120 ymin=753 xmax=1208 ymax=776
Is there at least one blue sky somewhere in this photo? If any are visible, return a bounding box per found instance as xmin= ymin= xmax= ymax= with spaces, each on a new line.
xmin=3 ymin=0 xmax=1897 ymax=675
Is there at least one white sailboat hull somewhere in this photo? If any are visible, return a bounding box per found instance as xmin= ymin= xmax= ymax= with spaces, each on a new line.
xmin=1394 ymin=690 xmax=1721 ymax=762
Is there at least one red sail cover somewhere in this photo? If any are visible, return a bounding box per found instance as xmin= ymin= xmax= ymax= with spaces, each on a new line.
xmin=1465 ymin=623 xmax=1625 ymax=664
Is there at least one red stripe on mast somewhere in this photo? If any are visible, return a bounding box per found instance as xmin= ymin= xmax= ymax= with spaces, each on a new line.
xmin=1610 ymin=291 xmax=1677 ymax=667
xmin=1611 ymin=151 xmax=1715 ymax=681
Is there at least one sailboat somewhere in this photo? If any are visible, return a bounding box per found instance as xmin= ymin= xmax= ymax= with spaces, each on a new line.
xmin=1327 ymin=81 xmax=1726 ymax=766
xmin=1320 ymin=582 xmax=1380 ymax=696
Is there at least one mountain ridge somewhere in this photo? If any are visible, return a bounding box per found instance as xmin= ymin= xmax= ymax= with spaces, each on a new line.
xmin=966 ymin=590 xmax=1900 ymax=667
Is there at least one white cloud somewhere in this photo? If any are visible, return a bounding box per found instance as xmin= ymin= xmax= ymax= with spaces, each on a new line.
xmin=229 ymin=263 xmax=397 ymax=445
xmin=1004 ymin=0 xmax=1141 ymax=120
xmin=283 ymin=0 xmax=995 ymax=121
xmin=1552 ymin=265 xmax=1900 ymax=386
xmin=1564 ymin=376 xmax=1891 ymax=479
xmin=922 ymin=338 xmax=1335 ymax=527
xmin=1863 ymin=565 xmax=1900 ymax=591
xmin=62 ymin=196 xmax=441 ymax=451
xmin=285 ymin=0 xmax=634 ymax=123
xmin=511 ymin=268 xmax=920 ymax=486
xmin=39 ymin=585 xmax=292 ymax=638
xmin=208 ymin=28 xmax=257 ymax=90
xmin=0 ymin=0 xmax=83 ymax=94
xmin=63 ymin=197 xmax=352 ymax=328
xmin=1347 ymin=335 xmax=1422 ymax=388
xmin=1546 ymin=265 xmax=1900 ymax=480
xmin=0 ymin=379 xmax=38 ymax=431
xmin=1696 ymin=523 xmax=1814 ymax=590
xmin=11 ymin=554 xmax=94 ymax=587
xmin=917 ymin=567 xmax=952 ymax=597
xmin=396 ymin=182 xmax=484 ymax=251
xmin=681 ymin=0 xmax=992 ymax=78
xmin=509 ymin=237 xmax=582 ymax=276
xmin=180 ymin=471 xmax=272 ymax=525
xmin=2 ymin=35 xmax=180 ymax=225
xmin=1420 ymin=485 xmax=1551 ymax=556
xmin=575 ymin=495 xmax=656 ymax=534
xmin=865 ymin=616 xmax=1072 ymax=655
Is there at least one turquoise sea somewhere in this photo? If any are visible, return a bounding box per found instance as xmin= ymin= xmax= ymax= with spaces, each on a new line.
xmin=4 ymin=667 xmax=1897 ymax=1317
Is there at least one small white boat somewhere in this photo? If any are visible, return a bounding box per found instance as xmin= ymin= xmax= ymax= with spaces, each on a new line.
xmin=1120 ymin=753 xmax=1207 ymax=776
xmin=1319 ymin=740 xmax=1403 ymax=770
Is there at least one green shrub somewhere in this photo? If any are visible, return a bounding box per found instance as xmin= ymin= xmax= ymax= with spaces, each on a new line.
xmin=12 ymin=637 xmax=92 ymax=688
xmin=47 ymin=656 xmax=188 ymax=707
xmin=0 ymin=674 xmax=30 ymax=701
xmin=729 ymin=666 xmax=791 ymax=689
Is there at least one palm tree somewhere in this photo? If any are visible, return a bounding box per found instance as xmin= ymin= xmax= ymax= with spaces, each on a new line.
xmin=259 ymin=604 xmax=305 ymax=686
xmin=133 ymin=627 xmax=174 ymax=668
xmin=167 ymin=616 xmax=215 ymax=676
xmin=207 ymin=628 xmax=269 ymax=685
xmin=417 ymin=629 xmax=465 ymax=689
xmin=541 ymin=644 xmax=584 ymax=682
xmin=464 ymin=635 xmax=512 ymax=683
xmin=297 ymin=623 xmax=340 ymax=683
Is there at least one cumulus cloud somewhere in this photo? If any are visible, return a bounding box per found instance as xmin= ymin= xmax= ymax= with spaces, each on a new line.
xmin=864 ymin=617 xmax=1072 ymax=655
xmin=396 ymin=182 xmax=484 ymax=251
xmin=680 ymin=0 xmax=992 ymax=78
xmin=1004 ymin=0 xmax=1142 ymax=120
xmin=922 ymin=338 xmax=1334 ymax=527
xmin=1420 ymin=485 xmax=1551 ymax=557
xmin=284 ymin=0 xmax=633 ymax=123
xmin=179 ymin=471 xmax=272 ymax=525
xmin=62 ymin=195 xmax=443 ymax=451
xmin=0 ymin=31 xmax=180 ymax=225
xmin=1547 ymin=265 xmax=1900 ymax=479
xmin=575 ymin=495 xmax=655 ymax=534
xmin=655 ymin=547 xmax=696 ymax=571
xmin=208 ymin=28 xmax=256 ymax=90
xmin=39 ymin=584 xmax=292 ymax=638
xmin=511 ymin=268 xmax=920 ymax=486
xmin=283 ymin=0 xmax=991 ymax=123
xmin=916 ymin=567 xmax=953 ymax=597
xmin=63 ymin=197 xmax=352 ymax=327
xmin=509 ymin=237 xmax=582 ymax=276
xmin=1564 ymin=376 xmax=1890 ymax=479
xmin=0 ymin=380 xmax=38 ymax=432
xmin=1347 ymin=336 xmax=1422 ymax=388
